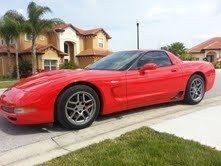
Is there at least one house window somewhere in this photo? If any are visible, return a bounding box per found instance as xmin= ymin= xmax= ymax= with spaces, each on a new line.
xmin=10 ymin=39 xmax=14 ymax=44
xmin=98 ymin=38 xmax=104 ymax=48
xmin=25 ymin=34 xmax=33 ymax=41
xmin=44 ymin=60 xmax=57 ymax=70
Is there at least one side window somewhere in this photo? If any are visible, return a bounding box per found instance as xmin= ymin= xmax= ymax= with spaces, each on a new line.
xmin=25 ymin=34 xmax=33 ymax=41
xmin=133 ymin=51 xmax=172 ymax=69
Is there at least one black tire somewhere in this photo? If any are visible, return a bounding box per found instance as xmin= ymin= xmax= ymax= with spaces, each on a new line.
xmin=56 ymin=85 xmax=100 ymax=129
xmin=184 ymin=74 xmax=205 ymax=105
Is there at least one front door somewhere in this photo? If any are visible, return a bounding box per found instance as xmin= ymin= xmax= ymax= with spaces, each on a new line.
xmin=126 ymin=51 xmax=183 ymax=109
xmin=206 ymin=55 xmax=215 ymax=62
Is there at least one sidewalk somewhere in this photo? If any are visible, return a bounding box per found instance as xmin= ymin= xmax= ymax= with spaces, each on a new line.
xmin=152 ymin=105 xmax=221 ymax=151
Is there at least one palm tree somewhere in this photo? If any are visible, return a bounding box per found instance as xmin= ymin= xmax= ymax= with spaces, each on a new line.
xmin=25 ymin=1 xmax=62 ymax=74
xmin=0 ymin=16 xmax=14 ymax=76
xmin=4 ymin=10 xmax=26 ymax=79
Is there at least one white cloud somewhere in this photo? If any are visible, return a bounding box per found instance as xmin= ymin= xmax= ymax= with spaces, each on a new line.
xmin=16 ymin=8 xmax=26 ymax=16
xmin=145 ymin=0 xmax=221 ymax=22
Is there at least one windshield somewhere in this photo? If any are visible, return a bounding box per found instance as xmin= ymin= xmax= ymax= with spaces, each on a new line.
xmin=86 ymin=51 xmax=143 ymax=70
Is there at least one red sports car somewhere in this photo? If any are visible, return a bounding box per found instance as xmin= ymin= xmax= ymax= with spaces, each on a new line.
xmin=0 ymin=50 xmax=215 ymax=129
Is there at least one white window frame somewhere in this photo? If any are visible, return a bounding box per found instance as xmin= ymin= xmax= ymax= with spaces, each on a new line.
xmin=25 ymin=34 xmax=33 ymax=41
xmin=10 ymin=38 xmax=14 ymax=44
xmin=98 ymin=38 xmax=104 ymax=48
xmin=43 ymin=59 xmax=58 ymax=70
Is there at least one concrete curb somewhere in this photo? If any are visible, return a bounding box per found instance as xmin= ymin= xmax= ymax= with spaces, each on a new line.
xmin=0 ymin=96 xmax=221 ymax=166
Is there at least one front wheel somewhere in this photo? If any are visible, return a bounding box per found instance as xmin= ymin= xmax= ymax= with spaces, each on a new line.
xmin=56 ymin=85 xmax=100 ymax=129
xmin=184 ymin=74 xmax=205 ymax=104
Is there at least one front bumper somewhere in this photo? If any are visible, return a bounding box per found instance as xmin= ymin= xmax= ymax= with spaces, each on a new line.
xmin=0 ymin=106 xmax=41 ymax=125
xmin=0 ymin=87 xmax=54 ymax=125
xmin=0 ymin=108 xmax=20 ymax=124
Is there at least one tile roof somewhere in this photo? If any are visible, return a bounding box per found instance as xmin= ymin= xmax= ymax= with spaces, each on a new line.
xmin=0 ymin=45 xmax=16 ymax=54
xmin=51 ymin=23 xmax=111 ymax=39
xmin=20 ymin=44 xmax=67 ymax=56
xmin=76 ymin=49 xmax=112 ymax=57
xmin=189 ymin=37 xmax=221 ymax=53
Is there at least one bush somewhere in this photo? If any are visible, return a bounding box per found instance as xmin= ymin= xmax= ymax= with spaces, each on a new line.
xmin=213 ymin=61 xmax=221 ymax=69
xmin=59 ymin=61 xmax=78 ymax=69
xmin=0 ymin=75 xmax=14 ymax=81
xmin=179 ymin=53 xmax=196 ymax=61
xmin=19 ymin=60 xmax=32 ymax=78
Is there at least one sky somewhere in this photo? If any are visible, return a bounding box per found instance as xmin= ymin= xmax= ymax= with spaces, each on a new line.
xmin=0 ymin=0 xmax=221 ymax=51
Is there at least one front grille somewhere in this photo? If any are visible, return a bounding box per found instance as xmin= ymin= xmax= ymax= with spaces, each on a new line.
xmin=1 ymin=106 xmax=14 ymax=113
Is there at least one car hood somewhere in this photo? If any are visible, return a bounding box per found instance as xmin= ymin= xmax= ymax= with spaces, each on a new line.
xmin=10 ymin=69 xmax=82 ymax=91
xmin=9 ymin=69 xmax=120 ymax=92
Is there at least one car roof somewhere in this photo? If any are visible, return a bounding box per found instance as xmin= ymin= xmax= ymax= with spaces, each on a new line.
xmin=116 ymin=49 xmax=167 ymax=54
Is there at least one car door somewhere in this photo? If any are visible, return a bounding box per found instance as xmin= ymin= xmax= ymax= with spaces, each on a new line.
xmin=126 ymin=51 xmax=183 ymax=109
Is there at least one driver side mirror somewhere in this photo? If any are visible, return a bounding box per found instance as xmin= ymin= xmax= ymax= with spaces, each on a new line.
xmin=139 ymin=63 xmax=158 ymax=74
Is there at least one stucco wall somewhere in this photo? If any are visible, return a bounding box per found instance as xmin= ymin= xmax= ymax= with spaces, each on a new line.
xmin=48 ymin=32 xmax=58 ymax=48
xmin=80 ymin=32 xmax=109 ymax=51
xmin=41 ymin=49 xmax=61 ymax=69
xmin=93 ymin=32 xmax=109 ymax=50
xmin=58 ymin=27 xmax=80 ymax=62
xmin=190 ymin=53 xmax=205 ymax=61
xmin=79 ymin=38 xmax=85 ymax=52
xmin=84 ymin=37 xmax=94 ymax=50
xmin=205 ymin=50 xmax=221 ymax=59
xmin=0 ymin=55 xmax=15 ymax=76
xmin=18 ymin=34 xmax=49 ymax=50
xmin=191 ymin=50 xmax=221 ymax=61
xmin=77 ymin=56 xmax=103 ymax=68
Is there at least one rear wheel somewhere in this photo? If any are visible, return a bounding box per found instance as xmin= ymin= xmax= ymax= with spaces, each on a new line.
xmin=184 ymin=74 xmax=205 ymax=104
xmin=56 ymin=85 xmax=100 ymax=129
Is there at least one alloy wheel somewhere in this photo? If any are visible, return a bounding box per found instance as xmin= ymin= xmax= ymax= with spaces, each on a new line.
xmin=190 ymin=78 xmax=204 ymax=102
xmin=65 ymin=91 xmax=96 ymax=125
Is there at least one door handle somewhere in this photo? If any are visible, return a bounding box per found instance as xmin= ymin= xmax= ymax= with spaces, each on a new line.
xmin=171 ymin=69 xmax=177 ymax=72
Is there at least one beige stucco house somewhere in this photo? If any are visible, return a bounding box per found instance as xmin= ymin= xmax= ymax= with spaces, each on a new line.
xmin=0 ymin=23 xmax=111 ymax=76
xmin=189 ymin=37 xmax=221 ymax=62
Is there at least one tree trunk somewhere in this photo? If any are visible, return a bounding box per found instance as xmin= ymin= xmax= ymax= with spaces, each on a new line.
xmin=31 ymin=37 xmax=37 ymax=74
xmin=6 ymin=44 xmax=12 ymax=76
xmin=15 ymin=41 xmax=20 ymax=79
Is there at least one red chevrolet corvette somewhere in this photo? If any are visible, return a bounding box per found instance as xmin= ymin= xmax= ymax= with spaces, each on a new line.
xmin=0 ymin=50 xmax=215 ymax=129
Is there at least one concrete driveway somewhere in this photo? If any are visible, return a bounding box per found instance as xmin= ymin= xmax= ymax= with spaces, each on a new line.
xmin=0 ymin=70 xmax=220 ymax=165
xmin=152 ymin=105 xmax=221 ymax=150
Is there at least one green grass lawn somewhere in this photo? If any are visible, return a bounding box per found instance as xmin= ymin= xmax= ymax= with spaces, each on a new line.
xmin=43 ymin=127 xmax=221 ymax=166
xmin=0 ymin=80 xmax=17 ymax=89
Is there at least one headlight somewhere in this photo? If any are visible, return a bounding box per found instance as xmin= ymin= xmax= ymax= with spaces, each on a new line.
xmin=14 ymin=107 xmax=36 ymax=114
xmin=1 ymin=106 xmax=14 ymax=113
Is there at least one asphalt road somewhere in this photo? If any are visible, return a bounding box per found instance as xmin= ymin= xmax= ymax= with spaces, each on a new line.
xmin=0 ymin=70 xmax=220 ymax=153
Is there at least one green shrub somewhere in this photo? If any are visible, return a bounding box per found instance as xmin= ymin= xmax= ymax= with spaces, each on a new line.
xmin=59 ymin=61 xmax=78 ymax=69
xmin=180 ymin=53 xmax=196 ymax=61
xmin=19 ymin=60 xmax=32 ymax=78
xmin=213 ymin=61 xmax=221 ymax=69
xmin=0 ymin=75 xmax=14 ymax=81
